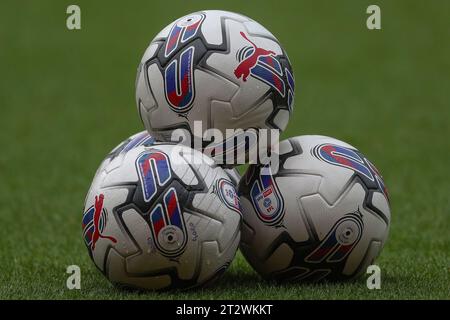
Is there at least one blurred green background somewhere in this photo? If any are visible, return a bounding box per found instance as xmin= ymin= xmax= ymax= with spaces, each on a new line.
xmin=0 ymin=0 xmax=449 ymax=299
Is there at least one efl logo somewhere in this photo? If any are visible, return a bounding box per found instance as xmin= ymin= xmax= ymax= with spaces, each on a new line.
xmin=217 ymin=178 xmax=242 ymax=215
xmin=250 ymin=165 xmax=285 ymax=225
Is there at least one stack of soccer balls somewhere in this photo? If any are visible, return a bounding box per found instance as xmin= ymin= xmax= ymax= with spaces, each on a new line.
xmin=82 ymin=10 xmax=391 ymax=290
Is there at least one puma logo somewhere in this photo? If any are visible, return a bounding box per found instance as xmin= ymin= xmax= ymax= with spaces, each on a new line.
xmin=91 ymin=194 xmax=117 ymax=251
xmin=234 ymin=32 xmax=276 ymax=82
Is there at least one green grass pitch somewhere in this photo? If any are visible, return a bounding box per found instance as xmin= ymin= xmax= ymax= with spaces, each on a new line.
xmin=0 ymin=0 xmax=449 ymax=299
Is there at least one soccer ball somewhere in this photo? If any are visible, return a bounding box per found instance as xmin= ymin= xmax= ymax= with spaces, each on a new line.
xmin=136 ymin=10 xmax=295 ymax=162
xmin=238 ymin=135 xmax=390 ymax=282
xmin=82 ymin=131 xmax=242 ymax=290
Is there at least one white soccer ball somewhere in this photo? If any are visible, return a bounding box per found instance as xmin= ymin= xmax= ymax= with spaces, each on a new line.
xmin=238 ymin=135 xmax=390 ymax=281
xmin=136 ymin=10 xmax=295 ymax=162
xmin=82 ymin=131 xmax=242 ymax=290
